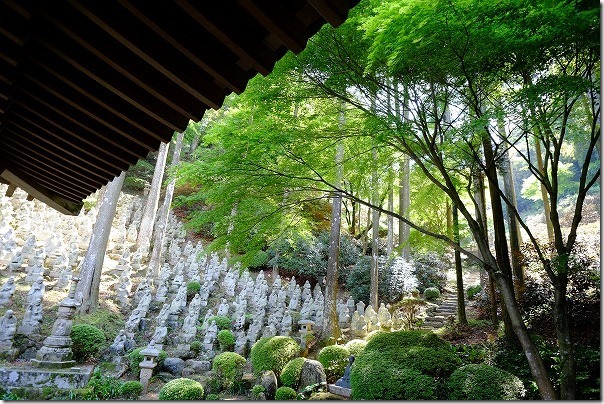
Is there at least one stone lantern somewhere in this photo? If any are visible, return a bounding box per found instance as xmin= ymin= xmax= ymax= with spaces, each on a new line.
xmin=298 ymin=319 xmax=315 ymax=348
xmin=139 ymin=341 xmax=160 ymax=394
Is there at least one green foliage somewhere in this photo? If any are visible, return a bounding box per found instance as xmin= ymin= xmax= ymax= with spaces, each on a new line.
xmin=447 ymin=364 xmax=526 ymax=400
xmin=392 ymin=296 xmax=428 ymax=330
xmin=250 ymin=336 xmax=301 ymax=377
xmin=343 ymin=339 xmax=366 ymax=356
xmin=73 ymin=307 xmax=125 ymax=342
xmin=345 ymin=257 xmax=390 ymax=303
xmin=365 ymin=330 xmax=451 ymax=353
xmin=279 ymin=357 xmax=306 ymax=389
xmin=393 ymin=346 xmax=462 ymax=378
xmin=350 ymin=359 xmax=437 ymax=400
xmin=118 ymin=381 xmax=143 ymax=400
xmin=127 ymin=347 xmax=167 ymax=376
xmin=466 ymin=284 xmax=482 ymax=300
xmin=186 ymin=281 xmax=201 ymax=300
xmin=70 ymin=324 xmax=106 ymax=362
xmin=212 ymin=352 xmax=246 ymax=392
xmin=217 ymin=329 xmax=235 ymax=351
xmin=206 ymin=393 xmax=220 ymax=400
xmin=159 ymin=378 xmax=204 ymax=400
xmin=209 ymin=316 xmax=232 ymax=330
xmin=123 ymin=176 xmax=147 ymax=192
xmin=250 ymin=384 xmax=266 ymax=400
xmin=275 ymin=386 xmax=297 ymax=400
xmin=82 ymin=370 xmax=122 ymax=400
xmin=423 ymin=287 xmax=440 ymax=300
xmin=411 ymin=252 xmax=448 ymax=293
xmin=190 ymin=340 xmax=202 ymax=354
xmin=317 ymin=345 xmax=350 ymax=382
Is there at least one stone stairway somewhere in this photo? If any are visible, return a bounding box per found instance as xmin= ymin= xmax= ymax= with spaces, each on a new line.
xmin=420 ymin=271 xmax=480 ymax=330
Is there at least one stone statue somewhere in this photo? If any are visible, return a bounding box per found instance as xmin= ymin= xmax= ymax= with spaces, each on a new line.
xmin=151 ymin=320 xmax=168 ymax=345
xmin=0 ymin=309 xmax=17 ymax=343
xmin=216 ymin=298 xmax=229 ymax=317
xmin=26 ymin=277 xmax=45 ymax=306
xmin=110 ymin=329 xmax=128 ymax=355
xmin=0 ymin=277 xmax=16 ymax=305
xmin=377 ymin=302 xmax=392 ymax=330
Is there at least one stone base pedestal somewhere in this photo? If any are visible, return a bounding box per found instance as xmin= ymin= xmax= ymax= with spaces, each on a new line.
xmin=327 ymin=384 xmax=351 ymax=398
xmin=0 ymin=365 xmax=94 ymax=390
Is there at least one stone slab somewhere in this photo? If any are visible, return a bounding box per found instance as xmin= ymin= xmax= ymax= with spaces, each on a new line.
xmin=0 ymin=364 xmax=94 ymax=390
xmin=328 ymin=384 xmax=351 ymax=398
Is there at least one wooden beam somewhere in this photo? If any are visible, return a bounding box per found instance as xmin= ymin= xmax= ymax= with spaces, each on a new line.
xmin=307 ymin=0 xmax=346 ymax=27
xmin=5 ymin=183 xmax=16 ymax=197
xmin=1 ymin=169 xmax=84 ymax=215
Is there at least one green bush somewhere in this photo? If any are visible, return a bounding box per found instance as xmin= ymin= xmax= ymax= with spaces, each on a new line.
xmin=344 ymin=339 xmax=366 ymax=356
xmin=119 ymin=381 xmax=143 ymax=399
xmin=275 ymin=386 xmax=298 ymax=400
xmin=206 ymin=393 xmax=220 ymax=400
xmin=186 ymin=281 xmax=201 ymax=300
xmin=364 ymin=330 xmax=450 ymax=353
xmin=250 ymin=384 xmax=266 ymax=400
xmin=411 ymin=251 xmax=448 ymax=293
xmin=212 ymin=352 xmax=246 ymax=391
xmin=280 ymin=357 xmax=306 ymax=389
xmin=395 ymin=346 xmax=461 ymax=377
xmin=217 ymin=329 xmax=235 ymax=351
xmin=350 ymin=330 xmax=454 ymax=399
xmin=447 ymin=364 xmax=526 ymax=400
xmin=190 ymin=340 xmax=202 ymax=354
xmin=345 ymin=256 xmax=393 ymax=303
xmin=318 ymin=345 xmax=350 ymax=382
xmin=70 ymin=324 xmax=106 ymax=362
xmin=128 ymin=347 xmax=167 ymax=376
xmin=83 ymin=370 xmax=122 ymax=400
xmin=159 ymin=378 xmax=204 ymax=400
xmin=466 ymin=284 xmax=482 ymax=300
xmin=350 ymin=356 xmax=437 ymax=400
xmin=250 ymin=336 xmax=301 ymax=377
xmin=364 ymin=330 xmax=387 ymax=342
xmin=423 ymin=287 xmax=440 ymax=300
xmin=209 ymin=316 xmax=232 ymax=330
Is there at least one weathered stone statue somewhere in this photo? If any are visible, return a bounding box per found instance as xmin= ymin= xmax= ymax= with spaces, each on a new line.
xmin=0 ymin=276 xmax=16 ymax=306
xmin=151 ymin=320 xmax=168 ymax=345
xmin=109 ymin=329 xmax=128 ymax=356
xmin=0 ymin=309 xmax=17 ymax=351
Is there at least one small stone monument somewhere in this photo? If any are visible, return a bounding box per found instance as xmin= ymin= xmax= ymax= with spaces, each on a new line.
xmin=139 ymin=341 xmax=160 ymax=394
xmin=298 ymin=319 xmax=315 ymax=348
xmin=0 ymin=309 xmax=18 ymax=358
xmin=32 ymin=277 xmax=80 ymax=369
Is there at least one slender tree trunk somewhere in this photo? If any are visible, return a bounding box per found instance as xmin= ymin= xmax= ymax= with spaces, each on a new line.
xmin=553 ymin=271 xmax=575 ymax=400
xmin=452 ymin=203 xmax=467 ymax=324
xmin=369 ymin=147 xmax=380 ymax=309
xmin=149 ymin=131 xmax=185 ymax=279
xmin=323 ymin=135 xmax=344 ymax=341
xmin=399 ymin=155 xmax=410 ymax=261
xmin=498 ymin=145 xmax=525 ymax=292
xmin=481 ymin=134 xmax=516 ymax=342
xmin=534 ymin=138 xmax=555 ymax=240
xmin=386 ymin=169 xmax=394 ymax=256
xmin=76 ymin=172 xmax=125 ymax=314
xmin=136 ymin=141 xmax=169 ymax=257
xmin=474 ymin=171 xmax=498 ymax=327
xmin=350 ymin=200 xmax=357 ymax=236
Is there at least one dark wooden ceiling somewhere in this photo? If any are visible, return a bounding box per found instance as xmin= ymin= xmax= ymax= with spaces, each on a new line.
xmin=0 ymin=0 xmax=359 ymax=215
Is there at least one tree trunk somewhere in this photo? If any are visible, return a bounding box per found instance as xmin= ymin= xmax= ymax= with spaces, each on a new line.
xmin=386 ymin=168 xmax=394 ymax=256
xmin=474 ymin=170 xmax=498 ymax=327
xmin=399 ymin=155 xmax=410 ymax=261
xmin=481 ymin=134 xmax=515 ymax=342
xmin=553 ymin=269 xmax=576 ymax=399
xmin=136 ymin=141 xmax=169 ymax=257
xmin=498 ymin=147 xmax=525 ymax=292
xmin=452 ymin=203 xmax=467 ymax=324
xmin=323 ymin=137 xmax=344 ymax=341
xmin=369 ymin=148 xmax=380 ymax=309
xmin=149 ymin=131 xmax=185 ymax=279
xmin=534 ymin=137 xmax=555 ymax=241
xmin=76 ymin=172 xmax=125 ymax=314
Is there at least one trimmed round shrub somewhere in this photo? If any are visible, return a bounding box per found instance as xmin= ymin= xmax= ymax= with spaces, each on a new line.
xmin=318 ymin=345 xmax=350 ymax=382
xmin=423 ymin=287 xmax=441 ymax=300
xmin=217 ymin=329 xmax=235 ymax=351
xmin=350 ymin=355 xmax=437 ymax=400
xmin=71 ymin=324 xmax=106 ymax=362
xmin=186 ymin=281 xmax=201 ymax=300
xmin=365 ymin=330 xmax=450 ymax=352
xmin=159 ymin=378 xmax=204 ymax=400
xmin=364 ymin=330 xmax=386 ymax=342
xmin=250 ymin=336 xmax=301 ymax=377
xmin=209 ymin=316 xmax=232 ymax=330
xmin=212 ymin=352 xmax=246 ymax=391
xmin=251 ymin=384 xmax=266 ymax=400
xmin=344 ymin=339 xmax=367 ymax=356
xmin=119 ymin=380 xmax=143 ymax=399
xmin=127 ymin=347 xmax=167 ymax=375
xmin=447 ymin=364 xmax=526 ymax=400
xmin=280 ymin=357 xmax=306 ymax=389
xmin=396 ymin=346 xmax=461 ymax=377
xmin=206 ymin=393 xmax=220 ymax=400
xmin=275 ymin=386 xmax=298 ymax=400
